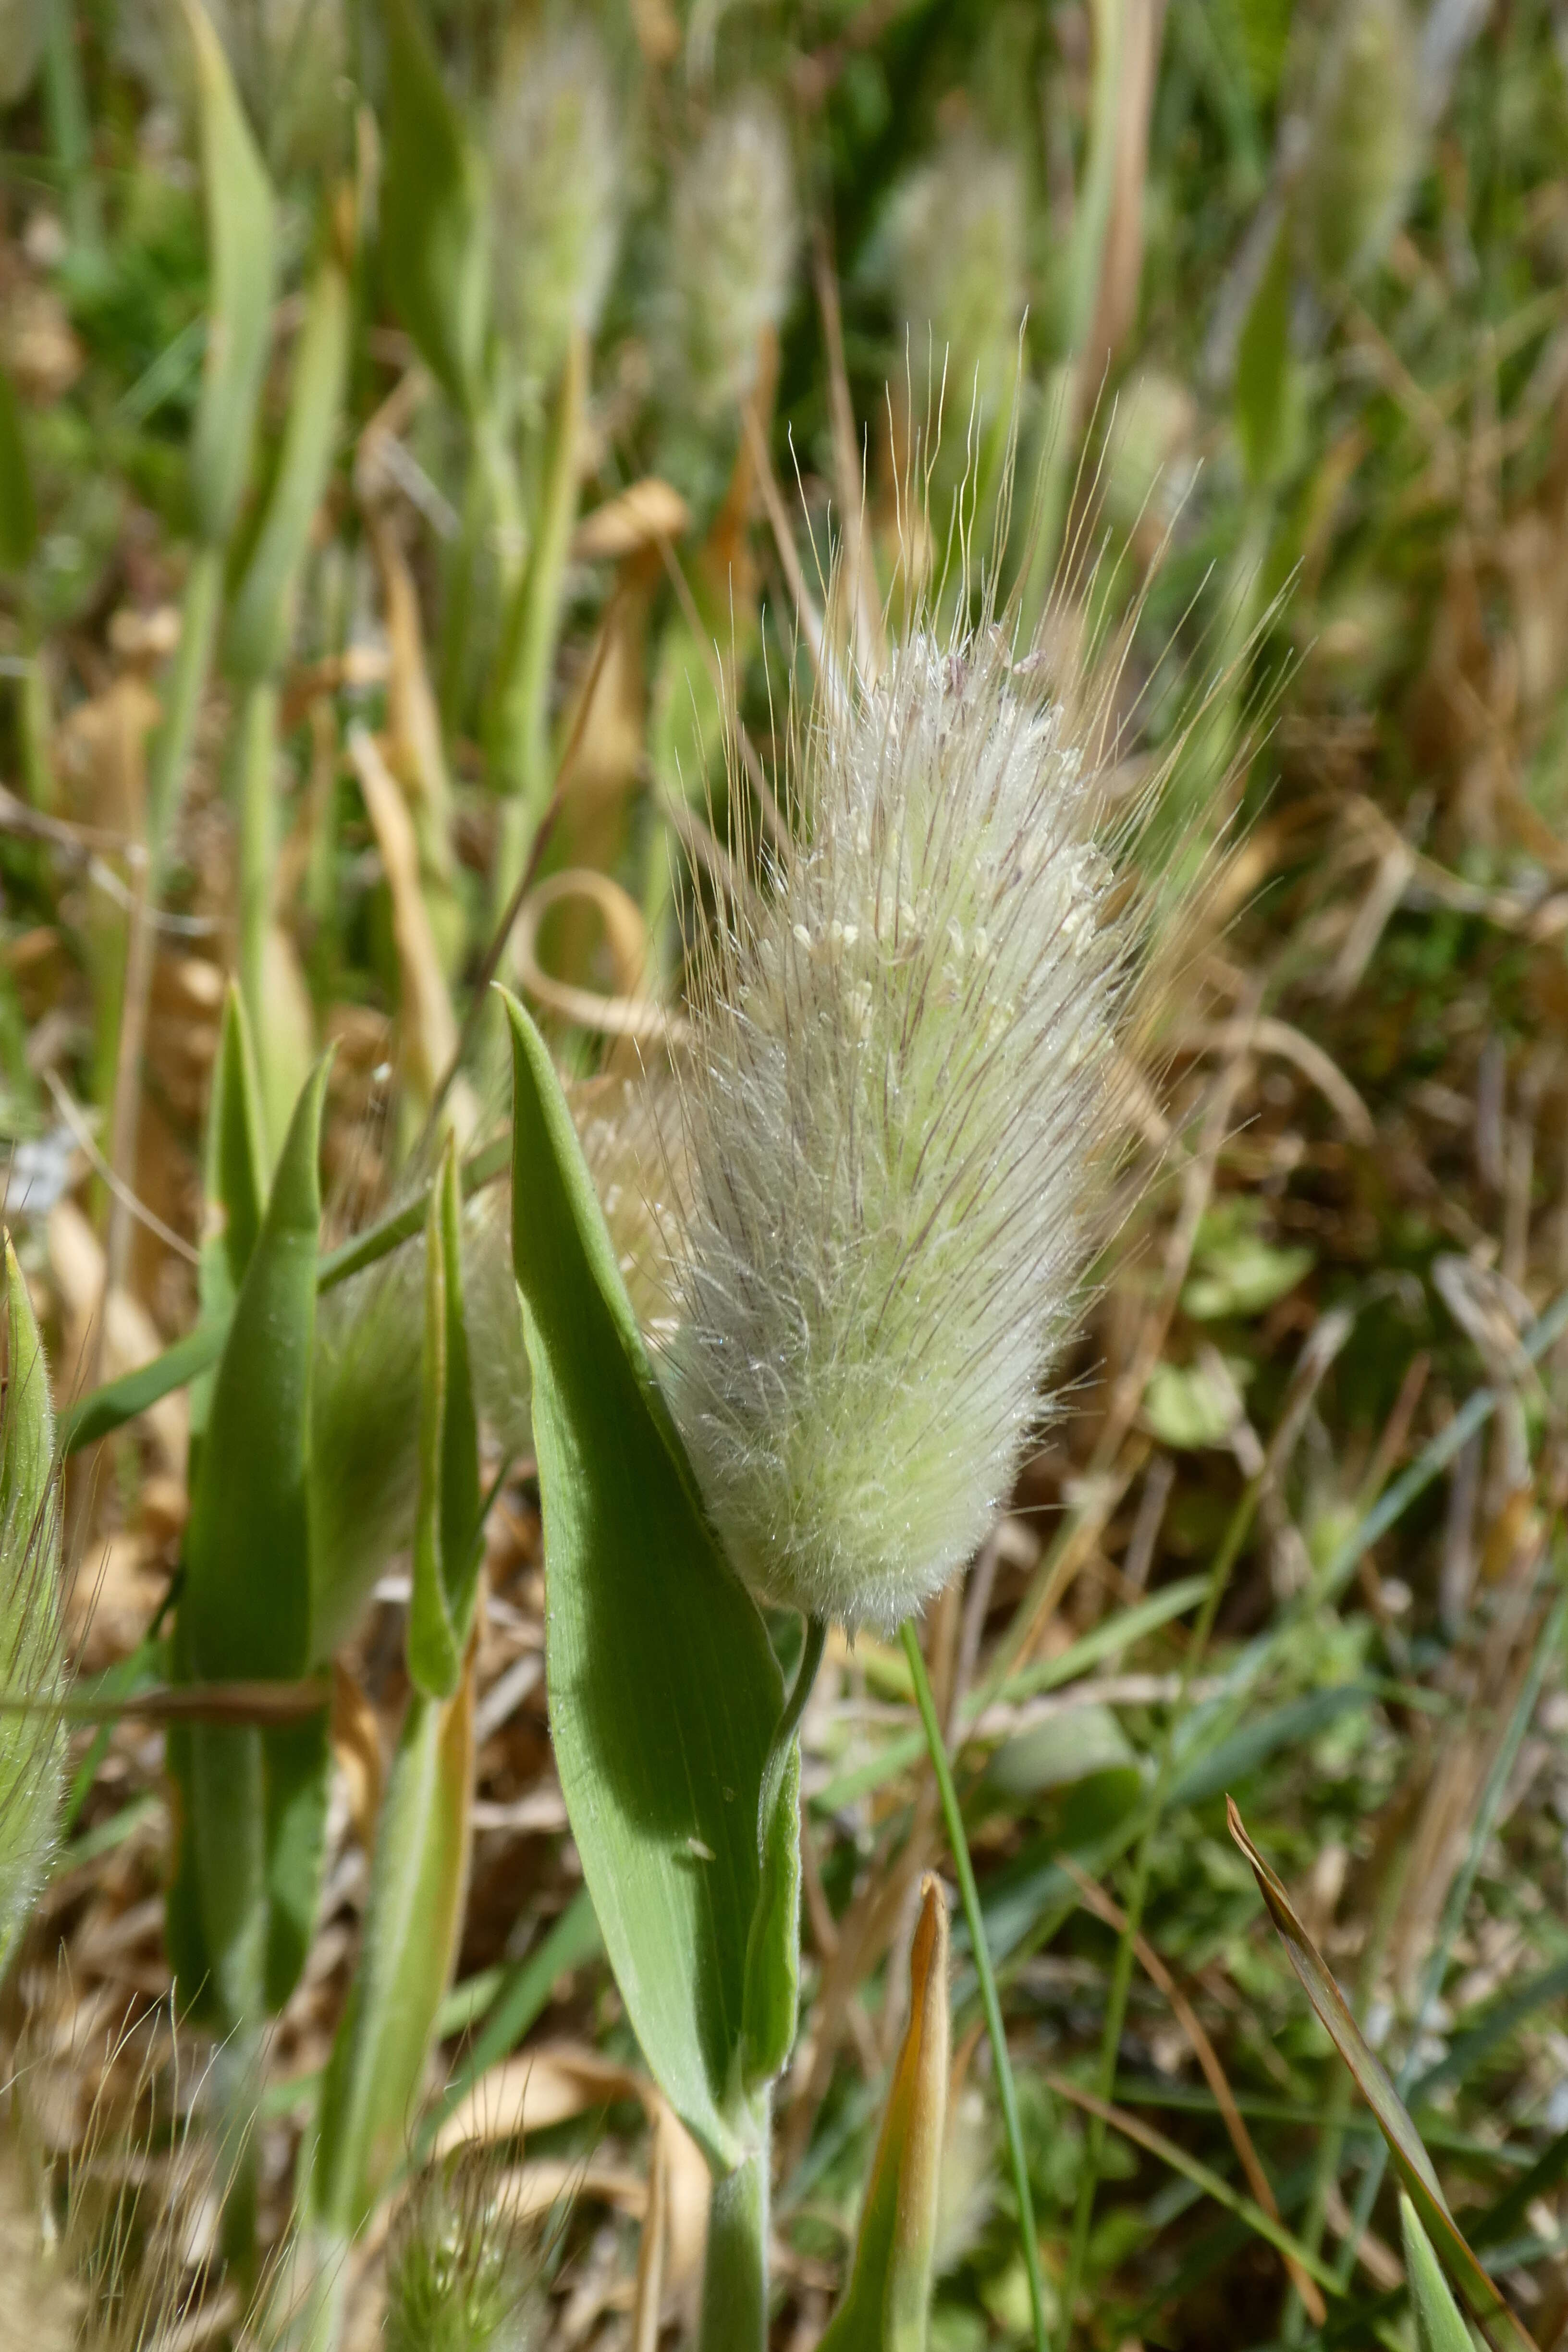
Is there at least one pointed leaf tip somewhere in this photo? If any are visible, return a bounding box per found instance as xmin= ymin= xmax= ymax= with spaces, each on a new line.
xmin=820 ymin=1874 xmax=950 ymax=2350
xmin=1229 ymin=1799 xmax=1539 ymax=2352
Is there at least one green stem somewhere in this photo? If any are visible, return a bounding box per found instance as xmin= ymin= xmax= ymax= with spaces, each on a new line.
xmin=488 ymin=329 xmax=585 ymax=920
xmin=902 ymin=1618 xmax=1049 ymax=2352
xmin=1059 ymin=1473 xmax=1263 ymax=2340
xmin=231 ymin=679 xmax=280 ymax=1109
xmin=146 ymin=543 xmax=224 ymax=873
xmin=41 ymin=0 xmax=99 ymax=253
xmin=699 ymin=2111 xmax=771 ymax=2352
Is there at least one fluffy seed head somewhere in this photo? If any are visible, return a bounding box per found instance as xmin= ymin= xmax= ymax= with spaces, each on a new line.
xmin=664 ymin=628 xmax=1145 ymax=1633
xmin=1298 ymin=0 xmax=1421 ymax=291
xmin=881 ymin=125 xmax=1027 ymax=444
xmin=490 ymin=19 xmax=620 ymax=392
xmin=384 ymin=2150 xmax=545 ymax=2352
xmin=666 ymin=97 xmax=797 ymax=417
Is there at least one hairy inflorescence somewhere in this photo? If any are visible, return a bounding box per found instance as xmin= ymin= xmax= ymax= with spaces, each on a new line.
xmin=664 ymin=625 xmax=1150 ymax=1633
xmin=489 ymin=16 xmax=620 ymax=393
xmin=665 ymin=95 xmax=797 ymax=418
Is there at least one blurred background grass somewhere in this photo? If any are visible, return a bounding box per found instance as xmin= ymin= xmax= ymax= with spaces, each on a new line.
xmin=5 ymin=0 xmax=1568 ymax=2345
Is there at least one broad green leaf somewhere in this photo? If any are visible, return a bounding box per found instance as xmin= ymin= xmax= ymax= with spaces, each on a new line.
xmin=0 ymin=368 xmax=36 ymax=574
xmin=820 ymin=1878 xmax=949 ymax=2352
xmin=408 ymin=1136 xmax=482 ymax=1701
xmin=181 ymin=0 xmax=278 ymax=545
xmin=1402 ymin=2194 xmax=1478 ymax=2352
xmin=191 ymin=984 xmax=268 ymax=1468
xmin=225 ymin=249 xmax=350 ymax=685
xmin=377 ymin=0 xmax=488 ymax=415
xmin=1229 ymin=1801 xmax=1539 ymax=2352
xmin=172 ymin=1058 xmax=334 ymax=2027
xmin=312 ymin=1670 xmax=474 ymax=2229
xmin=505 ymin=990 xmax=782 ymax=2172
xmin=185 ymin=1056 xmax=329 ymax=1683
xmin=1234 ymin=219 xmax=1295 ymax=492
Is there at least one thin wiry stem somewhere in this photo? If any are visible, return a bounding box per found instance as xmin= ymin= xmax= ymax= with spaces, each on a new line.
xmin=901 ymin=1617 xmax=1048 ymax=2352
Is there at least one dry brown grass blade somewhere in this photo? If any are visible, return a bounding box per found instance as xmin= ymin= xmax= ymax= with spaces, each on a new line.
xmin=348 ymin=724 xmax=472 ymax=1126
xmin=513 ymin=868 xmax=683 ymax=1046
xmin=1062 ymin=1856 xmax=1327 ymax=2324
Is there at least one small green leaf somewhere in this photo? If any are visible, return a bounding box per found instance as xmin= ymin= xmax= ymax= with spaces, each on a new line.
xmin=820 ymin=1877 xmax=950 ymax=2352
xmin=1235 ymin=220 xmax=1296 ymax=492
xmin=225 ymin=248 xmax=350 ymax=685
xmin=1 ymin=1237 xmax=52 ymax=1524
xmin=185 ymin=1055 xmax=330 ymax=1684
xmin=205 ymin=984 xmax=269 ymax=1293
xmin=0 ymin=1239 xmax=64 ymax=1976
xmin=504 ymin=990 xmax=782 ymax=2172
xmin=377 ymin=0 xmax=489 ymax=415
xmin=1402 ymin=2193 xmax=1479 ymax=2352
xmin=741 ymin=1735 xmax=800 ymax=2091
xmin=1229 ymin=1801 xmax=1539 ymax=2352
xmin=181 ymin=0 xmax=279 ymax=545
xmin=408 ymin=1136 xmax=482 ymax=1702
xmin=1142 ymin=1360 xmax=1238 ymax=1451
xmin=0 ymin=368 xmax=37 ymax=574
xmin=312 ymin=1673 xmax=474 ymax=2229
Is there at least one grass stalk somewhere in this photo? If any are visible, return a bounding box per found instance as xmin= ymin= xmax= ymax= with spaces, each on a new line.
xmin=699 ymin=2107 xmax=771 ymax=2352
xmin=489 ymin=329 xmax=586 ymax=919
xmin=902 ymin=1616 xmax=1050 ymax=2352
xmin=146 ymin=542 xmax=225 ymax=870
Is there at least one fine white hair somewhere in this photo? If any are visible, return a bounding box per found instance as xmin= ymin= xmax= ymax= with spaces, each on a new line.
xmin=663 ymin=625 xmax=1145 ymax=1633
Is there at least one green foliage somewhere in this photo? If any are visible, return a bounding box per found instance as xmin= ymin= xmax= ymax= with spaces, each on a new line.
xmin=170 ymin=1057 xmax=333 ymax=2028
xmin=408 ymin=1137 xmax=483 ymax=1701
xmin=223 ymin=246 xmax=351 ymax=686
xmin=0 ymin=1240 xmax=63 ymax=1975
xmin=376 ymin=0 xmax=489 ymax=416
xmin=180 ymin=0 xmax=277 ymax=545
xmin=505 ymin=990 xmax=784 ymax=2173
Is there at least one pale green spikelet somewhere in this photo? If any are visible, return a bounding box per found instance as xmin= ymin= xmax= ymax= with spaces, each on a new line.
xmin=666 ymin=96 xmax=798 ymax=419
xmin=1101 ymin=368 xmax=1200 ymax=539
xmin=1296 ymin=0 xmax=1421 ymax=292
xmin=0 ymin=1239 xmax=64 ymax=1976
xmin=383 ymin=2150 xmax=546 ymax=2352
xmin=879 ymin=122 xmax=1027 ymax=450
xmin=664 ymin=627 xmax=1147 ymax=1634
xmin=489 ymin=16 xmax=620 ymax=395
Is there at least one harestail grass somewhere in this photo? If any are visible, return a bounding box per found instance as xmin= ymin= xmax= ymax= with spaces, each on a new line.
xmin=488 ymin=17 xmax=620 ymax=403
xmin=663 ymin=617 xmax=1168 ymax=1636
xmin=664 ymin=95 xmax=798 ymax=421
